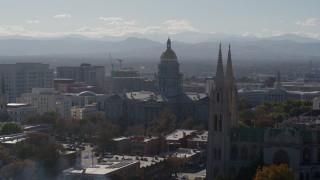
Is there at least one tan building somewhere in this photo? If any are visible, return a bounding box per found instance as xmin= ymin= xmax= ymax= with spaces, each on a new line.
xmin=71 ymin=104 xmax=97 ymax=120
xmin=17 ymin=88 xmax=71 ymax=119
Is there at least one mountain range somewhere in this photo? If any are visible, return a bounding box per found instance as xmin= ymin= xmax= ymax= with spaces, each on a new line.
xmin=0 ymin=33 xmax=319 ymax=63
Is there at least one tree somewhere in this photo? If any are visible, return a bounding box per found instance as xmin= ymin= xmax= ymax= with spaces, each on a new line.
xmin=0 ymin=122 xmax=22 ymax=135
xmin=0 ymin=145 xmax=11 ymax=166
xmin=1 ymin=159 xmax=37 ymax=180
xmin=254 ymin=164 xmax=295 ymax=180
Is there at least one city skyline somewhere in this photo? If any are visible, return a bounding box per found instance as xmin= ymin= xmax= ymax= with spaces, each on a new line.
xmin=1 ymin=0 xmax=319 ymax=39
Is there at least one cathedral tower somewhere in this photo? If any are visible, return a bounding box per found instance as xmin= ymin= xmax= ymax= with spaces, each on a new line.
xmin=207 ymin=44 xmax=237 ymax=180
xmin=156 ymin=38 xmax=183 ymax=96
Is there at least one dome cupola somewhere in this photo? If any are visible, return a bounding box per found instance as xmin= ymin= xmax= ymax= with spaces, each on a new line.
xmin=160 ymin=38 xmax=177 ymax=60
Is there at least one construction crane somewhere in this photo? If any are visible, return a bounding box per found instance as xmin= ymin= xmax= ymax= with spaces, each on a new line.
xmin=116 ymin=58 xmax=123 ymax=69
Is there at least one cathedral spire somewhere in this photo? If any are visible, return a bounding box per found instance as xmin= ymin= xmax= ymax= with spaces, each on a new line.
xmin=167 ymin=37 xmax=171 ymax=49
xmin=215 ymin=43 xmax=224 ymax=87
xmin=225 ymin=44 xmax=234 ymax=86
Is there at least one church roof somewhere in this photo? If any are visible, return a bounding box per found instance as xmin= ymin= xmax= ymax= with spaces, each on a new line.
xmin=160 ymin=38 xmax=177 ymax=61
xmin=122 ymin=91 xmax=208 ymax=103
xmin=230 ymin=127 xmax=264 ymax=141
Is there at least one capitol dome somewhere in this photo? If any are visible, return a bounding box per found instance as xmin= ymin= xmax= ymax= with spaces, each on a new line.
xmin=160 ymin=38 xmax=177 ymax=60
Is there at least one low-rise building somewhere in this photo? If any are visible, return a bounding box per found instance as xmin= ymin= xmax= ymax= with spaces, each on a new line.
xmin=63 ymin=160 xmax=140 ymax=180
xmin=7 ymin=103 xmax=37 ymax=123
xmin=109 ymin=155 xmax=170 ymax=180
xmin=187 ymin=131 xmax=208 ymax=150
xmin=165 ymin=129 xmax=197 ymax=151
xmin=132 ymin=136 xmax=162 ymax=155
xmin=71 ymin=104 xmax=97 ymax=120
xmin=112 ymin=136 xmax=132 ymax=155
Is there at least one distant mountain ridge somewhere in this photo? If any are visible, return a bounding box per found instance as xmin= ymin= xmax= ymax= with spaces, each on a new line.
xmin=0 ymin=33 xmax=319 ymax=62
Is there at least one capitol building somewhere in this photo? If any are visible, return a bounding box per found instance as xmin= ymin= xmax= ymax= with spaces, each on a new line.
xmin=105 ymin=39 xmax=210 ymax=127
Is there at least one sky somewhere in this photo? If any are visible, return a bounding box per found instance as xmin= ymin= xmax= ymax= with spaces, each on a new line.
xmin=0 ymin=0 xmax=320 ymax=39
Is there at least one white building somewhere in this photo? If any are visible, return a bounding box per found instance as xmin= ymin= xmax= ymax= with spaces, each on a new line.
xmin=0 ymin=63 xmax=54 ymax=102
xmin=17 ymin=88 xmax=71 ymax=119
xmin=7 ymin=103 xmax=37 ymax=123
xmin=71 ymin=104 xmax=97 ymax=119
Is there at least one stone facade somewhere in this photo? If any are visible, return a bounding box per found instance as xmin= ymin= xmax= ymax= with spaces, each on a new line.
xmin=207 ymin=45 xmax=320 ymax=180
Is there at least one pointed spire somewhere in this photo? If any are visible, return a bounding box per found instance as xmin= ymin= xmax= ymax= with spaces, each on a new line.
xmin=215 ymin=43 xmax=224 ymax=87
xmin=226 ymin=44 xmax=234 ymax=86
xmin=167 ymin=37 xmax=171 ymax=49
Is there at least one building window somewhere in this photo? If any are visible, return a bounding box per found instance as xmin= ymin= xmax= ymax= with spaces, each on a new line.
xmin=273 ymin=149 xmax=289 ymax=164
xmin=240 ymin=145 xmax=248 ymax=160
xmin=303 ymin=147 xmax=311 ymax=163
xmin=230 ymin=144 xmax=238 ymax=160
xmin=214 ymin=115 xmax=218 ymax=131
xmin=217 ymin=92 xmax=220 ymax=103
xmin=218 ymin=115 xmax=222 ymax=131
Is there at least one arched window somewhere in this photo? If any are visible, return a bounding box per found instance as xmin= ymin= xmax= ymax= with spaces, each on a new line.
xmin=240 ymin=145 xmax=248 ymax=160
xmin=214 ymin=115 xmax=218 ymax=131
xmin=218 ymin=118 xmax=222 ymax=132
xmin=273 ymin=149 xmax=289 ymax=164
xmin=303 ymin=147 xmax=311 ymax=163
xmin=217 ymin=92 xmax=220 ymax=103
xmin=214 ymin=149 xmax=217 ymax=159
xmin=230 ymin=144 xmax=238 ymax=160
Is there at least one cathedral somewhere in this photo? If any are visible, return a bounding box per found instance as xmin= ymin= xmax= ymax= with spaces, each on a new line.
xmin=105 ymin=38 xmax=209 ymax=126
xmin=207 ymin=44 xmax=320 ymax=180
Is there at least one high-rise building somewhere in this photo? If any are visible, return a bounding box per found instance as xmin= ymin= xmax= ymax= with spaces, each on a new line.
xmin=0 ymin=63 xmax=54 ymax=102
xmin=56 ymin=63 xmax=105 ymax=90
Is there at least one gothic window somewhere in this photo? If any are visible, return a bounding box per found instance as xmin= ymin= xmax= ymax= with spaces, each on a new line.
xmin=218 ymin=115 xmax=222 ymax=131
xmin=240 ymin=145 xmax=248 ymax=160
xmin=303 ymin=147 xmax=311 ymax=163
xmin=214 ymin=115 xmax=218 ymax=131
xmin=273 ymin=149 xmax=289 ymax=164
xmin=217 ymin=92 xmax=220 ymax=103
xmin=230 ymin=144 xmax=238 ymax=160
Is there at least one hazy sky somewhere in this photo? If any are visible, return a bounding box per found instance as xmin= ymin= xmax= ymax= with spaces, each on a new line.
xmin=1 ymin=0 xmax=319 ymax=38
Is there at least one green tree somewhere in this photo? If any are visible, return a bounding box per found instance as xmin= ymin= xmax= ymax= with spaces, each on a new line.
xmin=254 ymin=164 xmax=295 ymax=180
xmin=0 ymin=122 xmax=22 ymax=135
